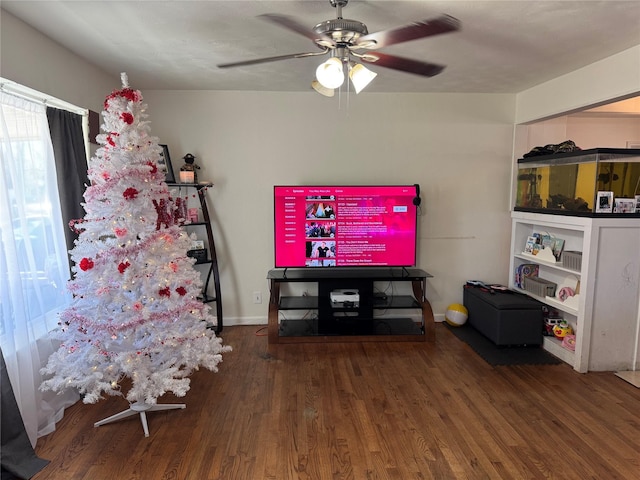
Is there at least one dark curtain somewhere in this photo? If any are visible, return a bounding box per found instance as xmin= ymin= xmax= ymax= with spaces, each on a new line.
xmin=0 ymin=351 xmax=49 ymax=480
xmin=46 ymin=107 xmax=89 ymax=262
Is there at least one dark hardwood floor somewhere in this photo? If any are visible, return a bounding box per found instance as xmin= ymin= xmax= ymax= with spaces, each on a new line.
xmin=34 ymin=324 xmax=640 ymax=479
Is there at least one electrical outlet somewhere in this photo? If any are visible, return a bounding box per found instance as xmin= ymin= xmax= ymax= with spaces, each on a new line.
xmin=253 ymin=291 xmax=262 ymax=304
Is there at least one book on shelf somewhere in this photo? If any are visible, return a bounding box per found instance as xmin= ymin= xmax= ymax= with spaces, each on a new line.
xmin=541 ymin=233 xmax=555 ymax=251
xmin=515 ymin=263 xmax=539 ymax=289
xmin=524 ymin=235 xmax=538 ymax=254
xmin=552 ymin=238 xmax=565 ymax=261
xmin=524 ymin=233 xmax=564 ymax=261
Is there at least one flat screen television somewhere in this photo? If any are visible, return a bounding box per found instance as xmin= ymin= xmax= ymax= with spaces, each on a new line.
xmin=274 ymin=185 xmax=419 ymax=268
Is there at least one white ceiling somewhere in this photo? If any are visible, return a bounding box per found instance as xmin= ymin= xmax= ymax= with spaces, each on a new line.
xmin=3 ymin=0 xmax=640 ymax=94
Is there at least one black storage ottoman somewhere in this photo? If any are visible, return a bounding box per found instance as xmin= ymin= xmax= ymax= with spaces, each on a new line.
xmin=463 ymin=286 xmax=543 ymax=346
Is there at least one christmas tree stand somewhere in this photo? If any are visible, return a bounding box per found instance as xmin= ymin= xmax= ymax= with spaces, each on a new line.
xmin=94 ymin=401 xmax=185 ymax=437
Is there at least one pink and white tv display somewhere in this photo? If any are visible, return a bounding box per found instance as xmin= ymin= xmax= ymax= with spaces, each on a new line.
xmin=274 ymin=185 xmax=418 ymax=268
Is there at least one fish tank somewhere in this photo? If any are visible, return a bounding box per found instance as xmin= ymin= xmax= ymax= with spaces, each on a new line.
xmin=514 ymin=148 xmax=640 ymax=216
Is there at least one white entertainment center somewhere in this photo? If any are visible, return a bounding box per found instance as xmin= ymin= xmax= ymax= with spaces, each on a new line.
xmin=509 ymin=211 xmax=640 ymax=372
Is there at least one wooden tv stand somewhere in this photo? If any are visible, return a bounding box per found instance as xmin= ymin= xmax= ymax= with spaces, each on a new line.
xmin=267 ymin=268 xmax=434 ymax=344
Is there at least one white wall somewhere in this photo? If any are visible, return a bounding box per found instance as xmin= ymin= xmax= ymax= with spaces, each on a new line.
xmin=516 ymin=115 xmax=640 ymax=156
xmin=515 ymin=46 xmax=640 ymax=124
xmin=143 ymin=91 xmax=516 ymax=323
xmin=564 ymin=115 xmax=640 ymax=149
xmin=1 ymin=10 xmax=114 ymax=113
xmin=5 ymin=6 xmax=638 ymax=326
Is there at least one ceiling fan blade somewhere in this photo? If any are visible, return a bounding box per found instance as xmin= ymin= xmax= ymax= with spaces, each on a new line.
xmin=360 ymin=52 xmax=445 ymax=77
xmin=218 ymin=50 xmax=328 ymax=68
xmin=259 ymin=13 xmax=336 ymax=47
xmin=356 ymin=14 xmax=460 ymax=49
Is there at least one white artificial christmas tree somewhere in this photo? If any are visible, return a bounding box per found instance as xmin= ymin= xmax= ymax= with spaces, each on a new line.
xmin=41 ymin=74 xmax=231 ymax=436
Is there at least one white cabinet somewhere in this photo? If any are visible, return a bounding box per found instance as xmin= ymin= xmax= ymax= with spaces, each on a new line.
xmin=509 ymin=211 xmax=640 ymax=372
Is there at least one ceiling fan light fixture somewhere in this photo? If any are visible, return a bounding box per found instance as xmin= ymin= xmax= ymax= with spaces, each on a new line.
xmin=315 ymin=39 xmax=336 ymax=48
xmin=360 ymin=53 xmax=380 ymax=63
xmin=312 ymin=80 xmax=335 ymax=97
xmin=349 ymin=63 xmax=377 ymax=93
xmin=355 ymin=39 xmax=377 ymax=49
xmin=316 ymin=57 xmax=345 ymax=89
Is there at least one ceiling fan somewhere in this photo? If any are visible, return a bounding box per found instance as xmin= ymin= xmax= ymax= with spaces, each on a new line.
xmin=217 ymin=0 xmax=461 ymax=96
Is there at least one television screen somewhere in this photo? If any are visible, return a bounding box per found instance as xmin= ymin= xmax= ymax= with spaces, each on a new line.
xmin=274 ymin=185 xmax=419 ymax=268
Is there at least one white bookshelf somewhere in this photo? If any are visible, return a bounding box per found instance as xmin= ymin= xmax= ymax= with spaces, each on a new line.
xmin=509 ymin=211 xmax=640 ymax=372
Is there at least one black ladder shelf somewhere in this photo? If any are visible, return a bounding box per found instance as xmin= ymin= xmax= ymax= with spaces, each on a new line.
xmin=168 ymin=182 xmax=223 ymax=333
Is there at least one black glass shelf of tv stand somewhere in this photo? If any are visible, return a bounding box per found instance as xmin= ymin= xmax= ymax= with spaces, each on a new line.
xmin=267 ymin=267 xmax=433 ymax=343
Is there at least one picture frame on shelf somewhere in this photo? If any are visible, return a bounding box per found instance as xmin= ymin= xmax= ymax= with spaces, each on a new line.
xmin=635 ymin=195 xmax=640 ymax=213
xmin=158 ymin=144 xmax=176 ymax=183
xmin=595 ymin=191 xmax=613 ymax=213
xmin=613 ymin=197 xmax=636 ymax=213
xmin=188 ymin=208 xmax=199 ymax=223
